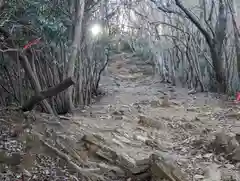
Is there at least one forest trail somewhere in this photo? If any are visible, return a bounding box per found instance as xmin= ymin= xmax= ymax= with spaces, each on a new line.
xmin=1 ymin=53 xmax=240 ymax=180
xmin=65 ymin=53 xmax=240 ymax=180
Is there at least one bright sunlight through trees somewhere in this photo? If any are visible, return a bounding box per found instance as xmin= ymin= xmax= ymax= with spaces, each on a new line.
xmin=90 ymin=24 xmax=102 ymax=36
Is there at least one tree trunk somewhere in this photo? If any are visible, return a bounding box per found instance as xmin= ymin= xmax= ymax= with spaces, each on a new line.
xmin=209 ymin=44 xmax=226 ymax=92
xmin=19 ymin=55 xmax=55 ymax=114
xmin=174 ymin=0 xmax=227 ymax=92
xmin=228 ymin=0 xmax=240 ymax=79
xmin=65 ymin=0 xmax=85 ymax=113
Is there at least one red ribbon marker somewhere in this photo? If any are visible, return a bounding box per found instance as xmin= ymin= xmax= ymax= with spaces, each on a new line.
xmin=236 ymin=92 xmax=240 ymax=101
xmin=23 ymin=37 xmax=41 ymax=50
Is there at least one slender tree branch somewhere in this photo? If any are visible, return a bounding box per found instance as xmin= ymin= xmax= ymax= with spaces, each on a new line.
xmin=174 ymin=0 xmax=213 ymax=47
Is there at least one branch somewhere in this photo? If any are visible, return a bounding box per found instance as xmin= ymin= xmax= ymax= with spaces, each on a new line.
xmin=133 ymin=9 xmax=189 ymax=35
xmin=208 ymin=0 xmax=214 ymax=22
xmin=150 ymin=0 xmax=184 ymax=17
xmin=203 ymin=0 xmax=215 ymax=37
xmin=158 ymin=34 xmax=188 ymax=48
xmin=0 ymin=48 xmax=20 ymax=52
xmin=150 ymin=21 xmax=189 ymax=35
xmin=227 ymin=0 xmax=240 ymax=37
xmin=174 ymin=0 xmax=213 ymax=47
xmin=22 ymin=77 xmax=75 ymax=112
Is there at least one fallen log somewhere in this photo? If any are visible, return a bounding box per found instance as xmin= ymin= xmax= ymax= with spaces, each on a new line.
xmin=22 ymin=77 xmax=75 ymax=112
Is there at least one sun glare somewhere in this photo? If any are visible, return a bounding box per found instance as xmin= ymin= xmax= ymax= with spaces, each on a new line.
xmin=90 ymin=24 xmax=102 ymax=36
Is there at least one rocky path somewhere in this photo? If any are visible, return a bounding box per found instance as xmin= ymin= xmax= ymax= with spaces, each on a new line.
xmin=59 ymin=53 xmax=239 ymax=180
xmin=1 ymin=53 xmax=240 ymax=180
xmin=65 ymin=53 xmax=240 ymax=180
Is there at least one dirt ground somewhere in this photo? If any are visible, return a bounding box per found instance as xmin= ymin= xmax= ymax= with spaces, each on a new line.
xmin=1 ymin=53 xmax=240 ymax=180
